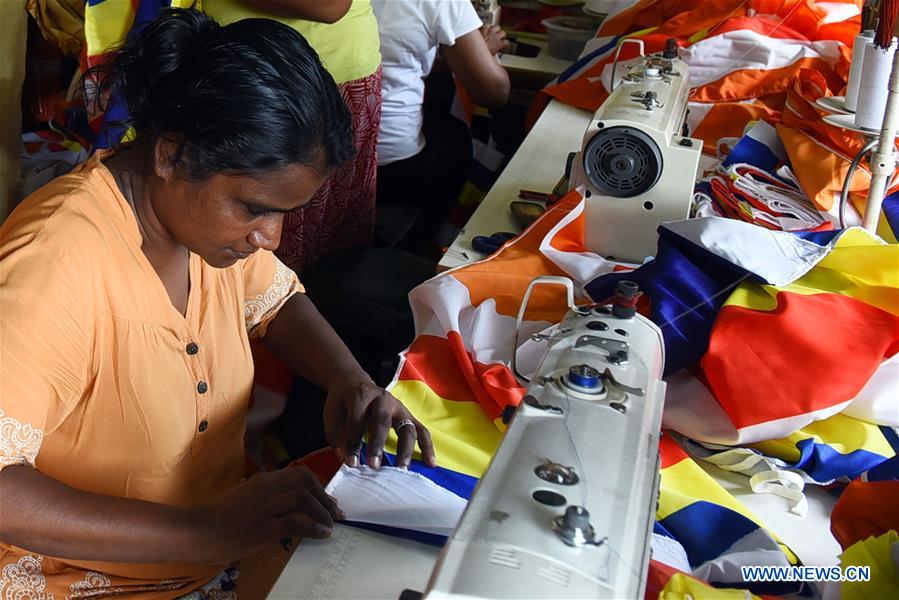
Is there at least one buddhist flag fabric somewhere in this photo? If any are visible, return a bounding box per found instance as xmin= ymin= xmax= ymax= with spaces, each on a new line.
xmin=382 ymin=186 xmax=896 ymax=596
xmin=82 ymin=0 xmax=196 ymax=147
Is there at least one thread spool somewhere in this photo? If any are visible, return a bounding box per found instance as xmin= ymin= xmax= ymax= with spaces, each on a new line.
xmin=845 ymin=30 xmax=875 ymax=112
xmin=855 ymin=38 xmax=898 ymax=131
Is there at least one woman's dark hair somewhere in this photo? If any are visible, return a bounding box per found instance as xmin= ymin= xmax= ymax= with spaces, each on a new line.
xmin=87 ymin=8 xmax=355 ymax=180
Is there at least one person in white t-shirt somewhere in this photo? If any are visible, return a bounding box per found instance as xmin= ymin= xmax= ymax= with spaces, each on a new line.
xmin=372 ymin=0 xmax=510 ymax=254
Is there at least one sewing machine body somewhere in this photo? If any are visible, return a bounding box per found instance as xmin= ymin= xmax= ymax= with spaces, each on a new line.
xmin=424 ymin=284 xmax=666 ymax=599
xmin=570 ymin=46 xmax=702 ymax=263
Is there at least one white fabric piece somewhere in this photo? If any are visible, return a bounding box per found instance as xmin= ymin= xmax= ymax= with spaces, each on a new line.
xmin=749 ymin=470 xmax=808 ymax=517
xmin=734 ymin=401 xmax=852 ymax=446
xmin=710 ymin=162 xmax=827 ymax=231
xmin=660 ymin=218 xmax=869 ymax=287
xmin=538 ymin=195 xmax=637 ymax=287
xmin=372 ymin=0 xmax=482 ymax=165
xmin=326 ymin=465 xmax=467 ymax=537
xmin=842 ymin=355 xmax=899 ymax=426
xmin=650 ymin=533 xmax=692 ymax=573
xmin=598 ymin=32 xmax=842 ymax=93
xmin=693 ymin=538 xmax=795 ymax=587
xmin=815 ymin=2 xmax=861 ymax=25
xmin=406 ymin=273 xmax=554 ymax=368
xmin=679 ymin=32 xmax=843 ymax=89
xmin=662 ymin=371 xmax=742 ymax=444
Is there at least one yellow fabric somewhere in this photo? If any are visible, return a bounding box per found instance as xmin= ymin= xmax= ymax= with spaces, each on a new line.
xmin=751 ymin=413 xmax=896 ymax=464
xmin=204 ymin=0 xmax=380 ymax=84
xmin=385 ymin=380 xmax=501 ymax=478
xmin=839 ymin=531 xmax=899 ymax=598
xmin=658 ymin=452 xmax=798 ymax=565
xmin=723 ymin=228 xmax=899 ymax=315
xmin=660 ymin=572 xmax=764 ymax=600
xmin=0 ymin=151 xmax=302 ymax=598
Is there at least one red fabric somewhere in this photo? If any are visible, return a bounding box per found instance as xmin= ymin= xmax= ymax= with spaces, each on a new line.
xmin=398 ymin=333 xmax=525 ymax=420
xmin=250 ymin=340 xmax=294 ymax=397
xmin=831 ymin=481 xmax=899 ymax=550
xmin=702 ymin=293 xmax=899 ymax=430
xmin=291 ymin=448 xmax=343 ymax=486
xmin=276 ymin=67 xmax=382 ymax=273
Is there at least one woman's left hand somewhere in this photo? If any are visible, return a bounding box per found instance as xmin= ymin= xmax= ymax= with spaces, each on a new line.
xmin=322 ymin=375 xmax=436 ymax=470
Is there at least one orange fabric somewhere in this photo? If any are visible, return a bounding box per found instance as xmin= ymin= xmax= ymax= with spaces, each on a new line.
xmin=693 ymin=104 xmax=782 ymax=155
xmin=831 ymin=481 xmax=899 ymax=550
xmin=451 ymin=190 xmax=581 ymax=320
xmin=778 ymin=68 xmax=899 ymax=211
xmin=0 ymin=152 xmax=302 ymax=598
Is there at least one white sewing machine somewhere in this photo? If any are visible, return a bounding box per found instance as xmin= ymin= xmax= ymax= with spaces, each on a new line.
xmin=569 ymin=39 xmax=702 ymax=264
xmin=422 ymin=277 xmax=667 ymax=599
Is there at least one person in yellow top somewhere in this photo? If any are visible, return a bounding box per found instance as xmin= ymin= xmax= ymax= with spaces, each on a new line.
xmin=0 ymin=9 xmax=433 ymax=599
xmin=204 ymin=0 xmax=383 ymax=273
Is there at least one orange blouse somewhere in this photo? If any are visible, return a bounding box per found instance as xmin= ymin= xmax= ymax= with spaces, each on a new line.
xmin=0 ymin=152 xmax=302 ymax=598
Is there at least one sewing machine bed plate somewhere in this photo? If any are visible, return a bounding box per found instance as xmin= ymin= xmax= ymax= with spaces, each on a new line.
xmin=268 ymin=524 xmax=440 ymax=600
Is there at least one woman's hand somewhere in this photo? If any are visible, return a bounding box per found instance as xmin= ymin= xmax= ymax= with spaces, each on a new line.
xmin=480 ymin=24 xmax=510 ymax=55
xmin=322 ymin=375 xmax=437 ymax=470
xmin=197 ymin=466 xmax=344 ymax=564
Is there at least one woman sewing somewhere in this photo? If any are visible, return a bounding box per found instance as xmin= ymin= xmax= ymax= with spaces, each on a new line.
xmin=0 ymin=9 xmax=434 ymax=598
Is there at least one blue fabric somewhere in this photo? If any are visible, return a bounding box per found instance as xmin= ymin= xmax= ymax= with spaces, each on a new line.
xmin=858 ymin=427 xmax=899 ymax=482
xmin=882 ymin=190 xmax=899 ymax=239
xmin=584 ymin=228 xmax=754 ymax=374
xmin=792 ymin=229 xmax=841 ymax=245
xmin=721 ymin=134 xmax=782 ymax=171
xmin=93 ymin=0 xmax=174 ymax=150
xmin=343 ymin=521 xmax=447 ymax=547
xmin=787 ymin=438 xmax=892 ymax=483
xmin=557 ymin=36 xmax=621 ymax=84
xmin=658 ymin=501 xmax=758 ymax=568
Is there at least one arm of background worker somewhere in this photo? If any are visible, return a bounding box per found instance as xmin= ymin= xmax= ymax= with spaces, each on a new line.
xmin=236 ymin=0 xmax=351 ymax=23
xmin=440 ymin=27 xmax=511 ymax=108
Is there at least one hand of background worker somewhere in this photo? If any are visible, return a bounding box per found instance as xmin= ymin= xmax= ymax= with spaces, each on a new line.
xmin=199 ymin=466 xmax=343 ymax=564
xmin=322 ymin=375 xmax=437 ymax=470
xmin=480 ymin=24 xmax=510 ymax=55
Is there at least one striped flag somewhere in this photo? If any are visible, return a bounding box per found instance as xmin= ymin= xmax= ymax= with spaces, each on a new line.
xmin=381 ymin=186 xmax=896 ymax=595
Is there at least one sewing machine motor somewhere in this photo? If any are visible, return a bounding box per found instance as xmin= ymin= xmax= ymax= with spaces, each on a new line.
xmin=569 ymin=38 xmax=702 ymax=264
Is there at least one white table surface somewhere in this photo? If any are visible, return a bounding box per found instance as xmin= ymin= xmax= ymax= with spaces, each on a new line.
xmin=439 ymin=100 xmax=592 ymax=271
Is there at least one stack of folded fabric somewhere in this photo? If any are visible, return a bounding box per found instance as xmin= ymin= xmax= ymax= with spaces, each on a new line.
xmin=694 ymin=121 xmax=830 ymax=232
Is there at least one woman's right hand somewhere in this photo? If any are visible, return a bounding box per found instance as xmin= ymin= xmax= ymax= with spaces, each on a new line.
xmin=197 ymin=466 xmax=344 ymax=564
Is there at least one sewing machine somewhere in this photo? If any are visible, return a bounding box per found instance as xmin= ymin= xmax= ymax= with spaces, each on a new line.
xmin=569 ymin=39 xmax=702 ymax=263
xmin=421 ymin=277 xmax=666 ymax=599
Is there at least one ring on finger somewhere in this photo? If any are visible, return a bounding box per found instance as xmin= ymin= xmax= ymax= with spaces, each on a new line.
xmin=395 ymin=419 xmax=416 ymax=434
